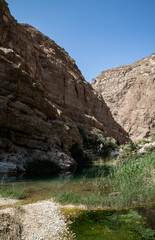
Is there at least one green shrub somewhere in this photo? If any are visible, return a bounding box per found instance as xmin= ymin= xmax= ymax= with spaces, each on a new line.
xmin=78 ymin=127 xmax=117 ymax=158
xmin=84 ymin=128 xmax=117 ymax=157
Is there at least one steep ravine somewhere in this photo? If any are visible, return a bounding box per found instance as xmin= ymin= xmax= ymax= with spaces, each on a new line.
xmin=0 ymin=0 xmax=129 ymax=174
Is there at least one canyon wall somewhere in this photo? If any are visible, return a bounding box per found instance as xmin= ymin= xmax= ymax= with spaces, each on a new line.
xmin=0 ymin=0 xmax=129 ymax=173
xmin=92 ymin=55 xmax=155 ymax=141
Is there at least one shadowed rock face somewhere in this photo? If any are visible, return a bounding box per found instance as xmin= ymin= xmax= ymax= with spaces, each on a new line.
xmin=92 ymin=56 xmax=155 ymax=141
xmin=0 ymin=0 xmax=129 ymax=173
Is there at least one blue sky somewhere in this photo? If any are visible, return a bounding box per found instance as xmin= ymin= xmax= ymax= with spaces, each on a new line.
xmin=6 ymin=0 xmax=155 ymax=83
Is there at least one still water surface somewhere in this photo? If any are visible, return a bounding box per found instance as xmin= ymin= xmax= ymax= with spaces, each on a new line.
xmin=0 ymin=165 xmax=107 ymax=202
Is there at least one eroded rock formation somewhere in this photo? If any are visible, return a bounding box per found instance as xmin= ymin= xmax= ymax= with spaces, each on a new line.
xmin=0 ymin=0 xmax=129 ymax=173
xmin=92 ymin=55 xmax=155 ymax=141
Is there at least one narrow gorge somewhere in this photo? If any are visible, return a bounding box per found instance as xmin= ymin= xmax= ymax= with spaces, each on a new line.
xmin=0 ymin=0 xmax=129 ymax=174
xmin=0 ymin=2 xmax=155 ymax=240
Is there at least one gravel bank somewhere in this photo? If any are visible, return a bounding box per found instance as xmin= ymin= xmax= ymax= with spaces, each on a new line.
xmin=0 ymin=199 xmax=68 ymax=240
xmin=0 ymin=197 xmax=18 ymax=206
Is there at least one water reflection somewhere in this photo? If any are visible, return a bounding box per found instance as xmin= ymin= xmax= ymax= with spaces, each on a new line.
xmin=0 ymin=172 xmax=25 ymax=182
xmin=0 ymin=164 xmax=114 ymax=183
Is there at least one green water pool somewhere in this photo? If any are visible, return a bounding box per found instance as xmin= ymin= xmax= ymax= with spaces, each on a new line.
xmin=67 ymin=209 xmax=155 ymax=240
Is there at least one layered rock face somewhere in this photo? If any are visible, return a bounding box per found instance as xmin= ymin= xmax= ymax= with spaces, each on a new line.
xmin=0 ymin=0 xmax=129 ymax=173
xmin=92 ymin=55 xmax=155 ymax=141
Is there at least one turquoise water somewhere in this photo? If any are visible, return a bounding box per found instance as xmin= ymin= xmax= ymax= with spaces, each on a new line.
xmin=0 ymin=165 xmax=112 ymax=202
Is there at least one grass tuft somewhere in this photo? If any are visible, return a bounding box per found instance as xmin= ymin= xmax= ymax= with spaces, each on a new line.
xmin=52 ymin=150 xmax=155 ymax=208
xmin=0 ymin=186 xmax=27 ymax=200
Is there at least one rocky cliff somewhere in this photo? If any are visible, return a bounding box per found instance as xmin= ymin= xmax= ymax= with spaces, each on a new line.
xmin=92 ymin=55 xmax=155 ymax=141
xmin=0 ymin=0 xmax=129 ymax=174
